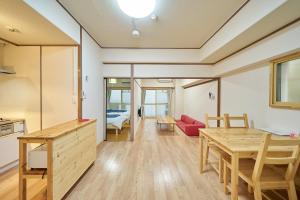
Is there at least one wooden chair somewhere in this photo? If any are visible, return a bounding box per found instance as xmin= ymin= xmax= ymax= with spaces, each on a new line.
xmin=203 ymin=114 xmax=226 ymax=182
xmin=223 ymin=133 xmax=300 ymax=200
xmin=224 ymin=113 xmax=249 ymax=128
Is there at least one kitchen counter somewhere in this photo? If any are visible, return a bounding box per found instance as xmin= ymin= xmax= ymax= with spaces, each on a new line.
xmin=18 ymin=119 xmax=96 ymax=140
xmin=18 ymin=119 xmax=97 ymax=200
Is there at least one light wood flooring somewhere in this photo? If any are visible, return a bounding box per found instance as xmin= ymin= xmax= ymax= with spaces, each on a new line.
xmin=106 ymin=127 xmax=130 ymax=142
xmin=0 ymin=119 xmax=293 ymax=199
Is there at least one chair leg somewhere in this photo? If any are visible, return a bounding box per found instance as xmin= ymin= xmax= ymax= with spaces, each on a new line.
xmin=218 ymin=155 xmax=223 ymax=183
xmin=204 ymin=140 xmax=209 ymax=167
xmin=253 ymin=183 xmax=262 ymax=200
xmin=287 ymin=181 xmax=297 ymax=200
xmin=223 ymin=161 xmax=229 ymax=194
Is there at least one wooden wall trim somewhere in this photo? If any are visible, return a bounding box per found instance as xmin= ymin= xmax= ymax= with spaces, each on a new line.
xmin=199 ymin=0 xmax=250 ymax=49
xmin=103 ymin=62 xmax=213 ymax=65
xmin=141 ymin=86 xmax=175 ymax=90
xmin=0 ymin=37 xmax=19 ymax=46
xmin=19 ymin=44 xmax=79 ymax=47
xmin=78 ymin=27 xmax=82 ymax=119
xmin=0 ymin=37 xmax=78 ymax=46
xmin=40 ymin=46 xmax=43 ymax=130
xmin=133 ymin=77 xmax=215 ymax=79
xmin=56 ymin=0 xmax=249 ymax=50
xmin=214 ymin=17 xmax=300 ymax=64
xmin=182 ymin=79 xmax=217 ymax=89
xmin=56 ymin=0 xmax=102 ymax=48
xmin=55 ymin=0 xmax=249 ymax=50
xmin=217 ymin=78 xmax=221 ymax=127
xmin=101 ymin=47 xmax=200 ymax=49
xmin=130 ymin=64 xmax=135 ymax=141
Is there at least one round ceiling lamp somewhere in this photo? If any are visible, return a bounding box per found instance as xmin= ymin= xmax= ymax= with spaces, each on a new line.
xmin=117 ymin=0 xmax=156 ymax=18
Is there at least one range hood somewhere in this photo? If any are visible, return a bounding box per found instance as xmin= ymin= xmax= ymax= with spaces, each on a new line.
xmin=0 ymin=66 xmax=16 ymax=74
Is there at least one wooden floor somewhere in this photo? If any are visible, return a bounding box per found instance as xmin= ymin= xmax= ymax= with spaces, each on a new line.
xmin=106 ymin=127 xmax=130 ymax=142
xmin=0 ymin=119 xmax=291 ymax=200
xmin=67 ymin=119 xmax=254 ymax=200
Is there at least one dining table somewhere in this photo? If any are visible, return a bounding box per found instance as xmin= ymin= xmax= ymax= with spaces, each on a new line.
xmin=199 ymin=128 xmax=294 ymax=200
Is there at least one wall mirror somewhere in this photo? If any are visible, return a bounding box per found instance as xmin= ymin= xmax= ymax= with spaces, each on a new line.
xmin=270 ymin=52 xmax=300 ymax=109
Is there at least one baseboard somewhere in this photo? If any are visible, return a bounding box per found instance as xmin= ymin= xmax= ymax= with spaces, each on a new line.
xmin=0 ymin=160 xmax=19 ymax=174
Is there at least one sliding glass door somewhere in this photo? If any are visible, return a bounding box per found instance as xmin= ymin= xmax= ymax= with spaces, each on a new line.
xmin=143 ymin=89 xmax=171 ymax=118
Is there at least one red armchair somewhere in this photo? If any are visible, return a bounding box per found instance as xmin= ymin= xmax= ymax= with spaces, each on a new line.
xmin=175 ymin=115 xmax=205 ymax=136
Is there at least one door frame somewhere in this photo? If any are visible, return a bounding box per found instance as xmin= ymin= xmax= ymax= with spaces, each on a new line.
xmin=103 ymin=68 xmax=221 ymax=141
xmin=103 ymin=76 xmax=134 ymax=141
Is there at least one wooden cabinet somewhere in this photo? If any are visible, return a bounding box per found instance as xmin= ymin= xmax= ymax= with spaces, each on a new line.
xmin=18 ymin=120 xmax=96 ymax=200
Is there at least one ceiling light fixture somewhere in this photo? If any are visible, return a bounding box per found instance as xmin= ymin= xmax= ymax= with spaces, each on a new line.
xmin=117 ymin=0 xmax=156 ymax=18
xmin=131 ymin=29 xmax=140 ymax=38
xmin=150 ymin=14 xmax=158 ymax=21
xmin=131 ymin=19 xmax=140 ymax=38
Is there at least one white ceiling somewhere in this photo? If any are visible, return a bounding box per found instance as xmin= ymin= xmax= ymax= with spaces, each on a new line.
xmin=0 ymin=0 xmax=77 ymax=45
xmin=59 ymin=0 xmax=247 ymax=48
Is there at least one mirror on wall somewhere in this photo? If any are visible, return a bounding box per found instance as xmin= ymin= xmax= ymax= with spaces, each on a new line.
xmin=270 ymin=52 xmax=300 ymax=109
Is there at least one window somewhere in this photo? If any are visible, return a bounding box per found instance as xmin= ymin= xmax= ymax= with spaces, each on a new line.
xmin=110 ymin=90 xmax=122 ymax=103
xmin=108 ymin=89 xmax=131 ymax=110
xmin=143 ymin=89 xmax=171 ymax=117
xmin=145 ymin=90 xmax=156 ymax=104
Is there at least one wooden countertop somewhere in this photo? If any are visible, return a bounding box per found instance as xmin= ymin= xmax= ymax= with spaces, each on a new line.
xmin=18 ymin=119 xmax=96 ymax=140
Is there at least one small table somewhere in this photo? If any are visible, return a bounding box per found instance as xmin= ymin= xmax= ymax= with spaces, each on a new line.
xmin=157 ymin=116 xmax=176 ymax=131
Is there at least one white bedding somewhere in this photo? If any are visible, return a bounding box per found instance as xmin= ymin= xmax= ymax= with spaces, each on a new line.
xmin=106 ymin=110 xmax=130 ymax=129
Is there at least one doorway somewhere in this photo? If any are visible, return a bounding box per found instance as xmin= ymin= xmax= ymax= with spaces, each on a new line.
xmin=104 ymin=78 xmax=131 ymax=141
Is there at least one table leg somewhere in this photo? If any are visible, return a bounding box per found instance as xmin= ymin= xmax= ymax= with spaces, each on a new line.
xmin=231 ymin=153 xmax=239 ymax=200
xmin=19 ymin=140 xmax=27 ymax=200
xmin=47 ymin=141 xmax=53 ymax=200
xmin=173 ymin=124 xmax=175 ymax=134
xmin=199 ymin=136 xmax=204 ymax=173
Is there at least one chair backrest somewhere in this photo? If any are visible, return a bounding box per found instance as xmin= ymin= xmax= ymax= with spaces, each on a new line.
xmin=224 ymin=113 xmax=249 ymax=128
xmin=252 ymin=133 xmax=300 ymax=182
xmin=204 ymin=113 xmax=224 ymax=128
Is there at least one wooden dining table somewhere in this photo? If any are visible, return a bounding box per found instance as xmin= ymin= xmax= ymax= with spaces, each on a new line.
xmin=199 ymin=128 xmax=294 ymax=200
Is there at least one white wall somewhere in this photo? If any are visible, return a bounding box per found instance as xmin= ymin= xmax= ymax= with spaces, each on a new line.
xmin=42 ymin=46 xmax=78 ymax=129
xmin=134 ymin=65 xmax=212 ymax=78
xmin=213 ymin=21 xmax=300 ymax=76
xmin=81 ymin=30 xmax=104 ymax=144
xmin=24 ymin=0 xmax=80 ymax=43
xmin=0 ymin=45 xmax=78 ymax=133
xmin=141 ymin=79 xmax=175 ymax=88
xmin=103 ymin=64 xmax=130 ymax=77
xmin=198 ymin=0 xmax=287 ymax=62
xmin=183 ymin=81 xmax=218 ymax=123
xmin=102 ymin=48 xmax=204 ymax=63
xmin=222 ymin=65 xmax=300 ymax=131
xmin=0 ymin=45 xmax=40 ymax=133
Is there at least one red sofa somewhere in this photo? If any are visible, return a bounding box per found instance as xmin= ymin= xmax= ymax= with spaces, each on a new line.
xmin=175 ymin=115 xmax=205 ymax=136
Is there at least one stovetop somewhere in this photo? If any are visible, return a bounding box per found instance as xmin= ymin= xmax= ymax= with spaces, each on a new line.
xmin=0 ymin=118 xmax=24 ymax=126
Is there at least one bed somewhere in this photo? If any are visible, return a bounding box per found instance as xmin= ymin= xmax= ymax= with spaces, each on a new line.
xmin=106 ymin=109 xmax=130 ymax=135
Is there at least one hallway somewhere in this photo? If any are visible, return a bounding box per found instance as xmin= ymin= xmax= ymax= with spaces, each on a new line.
xmin=66 ymin=119 xmax=251 ymax=200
